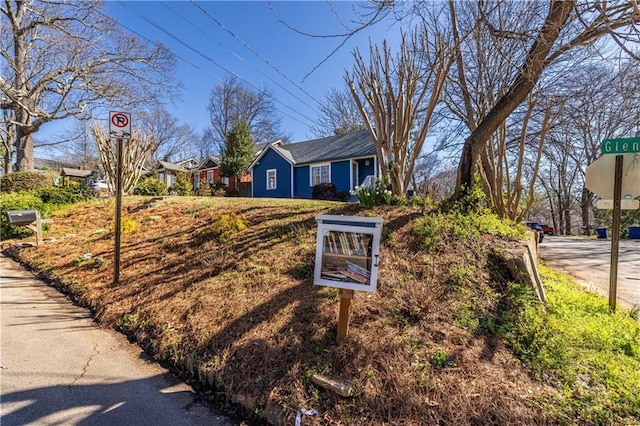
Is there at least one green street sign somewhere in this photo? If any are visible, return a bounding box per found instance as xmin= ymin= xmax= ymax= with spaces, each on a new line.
xmin=601 ymin=137 xmax=640 ymax=154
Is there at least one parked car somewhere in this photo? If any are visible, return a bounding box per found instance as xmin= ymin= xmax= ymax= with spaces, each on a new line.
xmin=540 ymin=224 xmax=555 ymax=235
xmin=524 ymin=221 xmax=544 ymax=243
xmin=91 ymin=180 xmax=109 ymax=191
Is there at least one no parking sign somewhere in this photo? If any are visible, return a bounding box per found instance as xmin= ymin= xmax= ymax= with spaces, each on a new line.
xmin=109 ymin=111 xmax=131 ymax=139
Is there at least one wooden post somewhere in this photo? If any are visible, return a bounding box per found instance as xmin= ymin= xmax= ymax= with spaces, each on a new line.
xmin=609 ymin=154 xmax=623 ymax=312
xmin=25 ymin=211 xmax=43 ymax=246
xmin=337 ymin=289 xmax=354 ymax=344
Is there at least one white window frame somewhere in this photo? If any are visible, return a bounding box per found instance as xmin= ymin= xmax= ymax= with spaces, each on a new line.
xmin=207 ymin=170 xmax=214 ymax=184
xmin=310 ymin=163 xmax=331 ymax=186
xmin=222 ymin=176 xmax=229 ymax=187
xmin=194 ymin=173 xmax=200 ymax=189
xmin=267 ymin=169 xmax=277 ymax=190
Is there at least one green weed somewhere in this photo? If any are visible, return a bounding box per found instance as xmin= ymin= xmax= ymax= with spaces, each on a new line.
xmin=500 ymin=266 xmax=640 ymax=423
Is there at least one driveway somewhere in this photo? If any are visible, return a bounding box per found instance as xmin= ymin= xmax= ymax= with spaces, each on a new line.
xmin=0 ymin=254 xmax=240 ymax=426
xmin=539 ymin=236 xmax=640 ymax=310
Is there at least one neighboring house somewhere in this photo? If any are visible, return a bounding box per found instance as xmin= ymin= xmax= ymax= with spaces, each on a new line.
xmin=248 ymin=130 xmax=378 ymax=199
xmin=193 ymin=156 xmax=232 ymax=191
xmin=152 ymin=158 xmax=198 ymax=188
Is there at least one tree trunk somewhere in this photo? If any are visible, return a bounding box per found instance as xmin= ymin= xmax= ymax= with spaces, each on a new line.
xmin=15 ymin=110 xmax=35 ymax=171
xmin=3 ymin=148 xmax=12 ymax=174
xmin=581 ymin=188 xmax=593 ymax=236
xmin=455 ymin=0 xmax=575 ymax=198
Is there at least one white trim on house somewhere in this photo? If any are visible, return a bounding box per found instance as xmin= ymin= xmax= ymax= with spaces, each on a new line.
xmin=250 ymin=169 xmax=254 ymax=197
xmin=309 ymin=162 xmax=331 ymax=187
xmin=351 ymin=160 xmax=359 ymax=190
xmin=267 ymin=169 xmax=277 ymax=190
xmin=248 ymin=141 xmax=291 ymax=171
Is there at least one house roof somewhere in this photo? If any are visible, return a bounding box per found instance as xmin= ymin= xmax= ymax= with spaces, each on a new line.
xmin=59 ymin=168 xmax=94 ymax=178
xmin=197 ymin=156 xmax=220 ymax=170
xmin=156 ymin=160 xmax=186 ymax=172
xmin=249 ymin=131 xmax=375 ymax=170
xmin=284 ymin=131 xmax=375 ymax=165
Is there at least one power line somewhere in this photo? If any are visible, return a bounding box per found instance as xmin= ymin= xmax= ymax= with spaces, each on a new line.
xmin=113 ymin=1 xmax=317 ymax=129
xmin=161 ymin=1 xmax=320 ymax=116
xmin=189 ymin=0 xmax=325 ymax=106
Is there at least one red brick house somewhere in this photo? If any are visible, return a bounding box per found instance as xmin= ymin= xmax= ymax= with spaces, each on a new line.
xmin=193 ymin=156 xmax=235 ymax=192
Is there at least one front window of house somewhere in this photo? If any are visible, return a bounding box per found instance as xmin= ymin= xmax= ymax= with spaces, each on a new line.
xmin=267 ymin=169 xmax=277 ymax=190
xmin=311 ymin=163 xmax=330 ymax=186
xmin=207 ymin=170 xmax=214 ymax=184
xmin=222 ymin=176 xmax=229 ymax=187
xmin=194 ymin=174 xmax=200 ymax=189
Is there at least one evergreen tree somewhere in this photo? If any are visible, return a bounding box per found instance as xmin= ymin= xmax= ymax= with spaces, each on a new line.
xmin=171 ymin=171 xmax=192 ymax=196
xmin=220 ymin=121 xmax=254 ymax=189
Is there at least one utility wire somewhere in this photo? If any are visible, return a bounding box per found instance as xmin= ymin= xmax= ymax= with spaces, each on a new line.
xmin=161 ymin=1 xmax=320 ymax=115
xmin=189 ymin=0 xmax=325 ymax=106
xmin=114 ymin=1 xmax=317 ymax=128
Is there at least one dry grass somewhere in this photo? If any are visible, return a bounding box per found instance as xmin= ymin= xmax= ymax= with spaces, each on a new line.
xmin=5 ymin=196 xmax=561 ymax=425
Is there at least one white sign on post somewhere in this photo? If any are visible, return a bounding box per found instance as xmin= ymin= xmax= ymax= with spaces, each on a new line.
xmin=596 ymin=199 xmax=640 ymax=210
xmin=585 ymin=154 xmax=640 ymax=200
xmin=109 ymin=111 xmax=132 ymax=139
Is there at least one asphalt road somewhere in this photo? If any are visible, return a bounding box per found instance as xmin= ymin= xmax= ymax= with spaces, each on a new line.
xmin=0 ymin=254 xmax=240 ymax=426
xmin=539 ymin=236 xmax=640 ymax=310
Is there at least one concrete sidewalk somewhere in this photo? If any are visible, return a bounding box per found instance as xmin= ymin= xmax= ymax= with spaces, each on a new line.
xmin=0 ymin=254 xmax=239 ymax=426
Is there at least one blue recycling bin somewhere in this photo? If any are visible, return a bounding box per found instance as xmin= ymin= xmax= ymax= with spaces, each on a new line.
xmin=595 ymin=227 xmax=608 ymax=239
xmin=628 ymin=226 xmax=640 ymax=239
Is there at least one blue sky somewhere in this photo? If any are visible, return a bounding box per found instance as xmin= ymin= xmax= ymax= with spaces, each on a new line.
xmin=38 ymin=1 xmax=402 ymax=155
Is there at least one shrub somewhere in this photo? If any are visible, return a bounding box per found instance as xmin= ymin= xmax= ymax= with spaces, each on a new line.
xmin=355 ymin=177 xmax=392 ymax=208
xmin=195 ymin=181 xmax=212 ymax=196
xmin=37 ymin=185 xmax=93 ymax=205
xmin=0 ymin=192 xmax=47 ymax=240
xmin=170 ymin=171 xmax=192 ymax=196
xmin=116 ymin=216 xmax=137 ymax=234
xmin=336 ymin=191 xmax=350 ymax=202
xmin=312 ymin=182 xmax=338 ymax=200
xmin=213 ymin=187 xmax=228 ymax=197
xmin=210 ymin=213 xmax=246 ymax=243
xmin=412 ymin=210 xmax=522 ymax=252
xmin=0 ymin=171 xmax=56 ymax=193
xmin=136 ymin=176 xmax=168 ymax=196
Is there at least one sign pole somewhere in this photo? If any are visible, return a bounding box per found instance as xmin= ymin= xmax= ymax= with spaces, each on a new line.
xmin=608 ymin=154 xmax=623 ymax=312
xmin=113 ymin=137 xmax=123 ymax=286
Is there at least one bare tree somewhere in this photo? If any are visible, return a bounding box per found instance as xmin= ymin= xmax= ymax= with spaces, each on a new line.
xmin=542 ymin=61 xmax=640 ymax=234
xmin=346 ymin=27 xmax=455 ymax=196
xmin=207 ymin=74 xmax=286 ymax=152
xmin=92 ymin=122 xmax=153 ymax=195
xmin=310 ymin=87 xmax=366 ymax=137
xmin=136 ymin=107 xmax=196 ymax=163
xmin=452 ymin=0 xmax=640 ymax=199
xmin=0 ymin=0 xmax=177 ymax=172
xmin=57 ymin=119 xmax=102 ymax=172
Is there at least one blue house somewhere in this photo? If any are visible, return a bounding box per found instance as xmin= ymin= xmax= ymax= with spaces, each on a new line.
xmin=248 ymin=131 xmax=378 ymax=198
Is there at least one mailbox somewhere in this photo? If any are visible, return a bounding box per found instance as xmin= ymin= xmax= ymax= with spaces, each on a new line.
xmin=5 ymin=210 xmax=38 ymax=226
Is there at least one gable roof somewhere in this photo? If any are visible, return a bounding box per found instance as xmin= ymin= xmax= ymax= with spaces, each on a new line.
xmin=249 ymin=131 xmax=375 ymax=170
xmin=156 ymin=160 xmax=185 ymax=172
xmin=198 ymin=155 xmax=220 ymax=170
xmin=59 ymin=167 xmax=93 ymax=178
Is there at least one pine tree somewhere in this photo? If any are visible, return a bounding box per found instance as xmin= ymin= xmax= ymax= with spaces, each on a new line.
xmin=220 ymin=121 xmax=254 ymax=189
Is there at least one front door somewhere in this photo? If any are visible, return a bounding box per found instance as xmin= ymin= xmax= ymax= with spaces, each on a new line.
xmin=352 ymin=161 xmax=359 ymax=190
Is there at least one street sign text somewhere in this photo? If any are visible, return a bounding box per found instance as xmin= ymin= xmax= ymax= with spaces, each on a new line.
xmin=601 ymin=137 xmax=640 ymax=155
